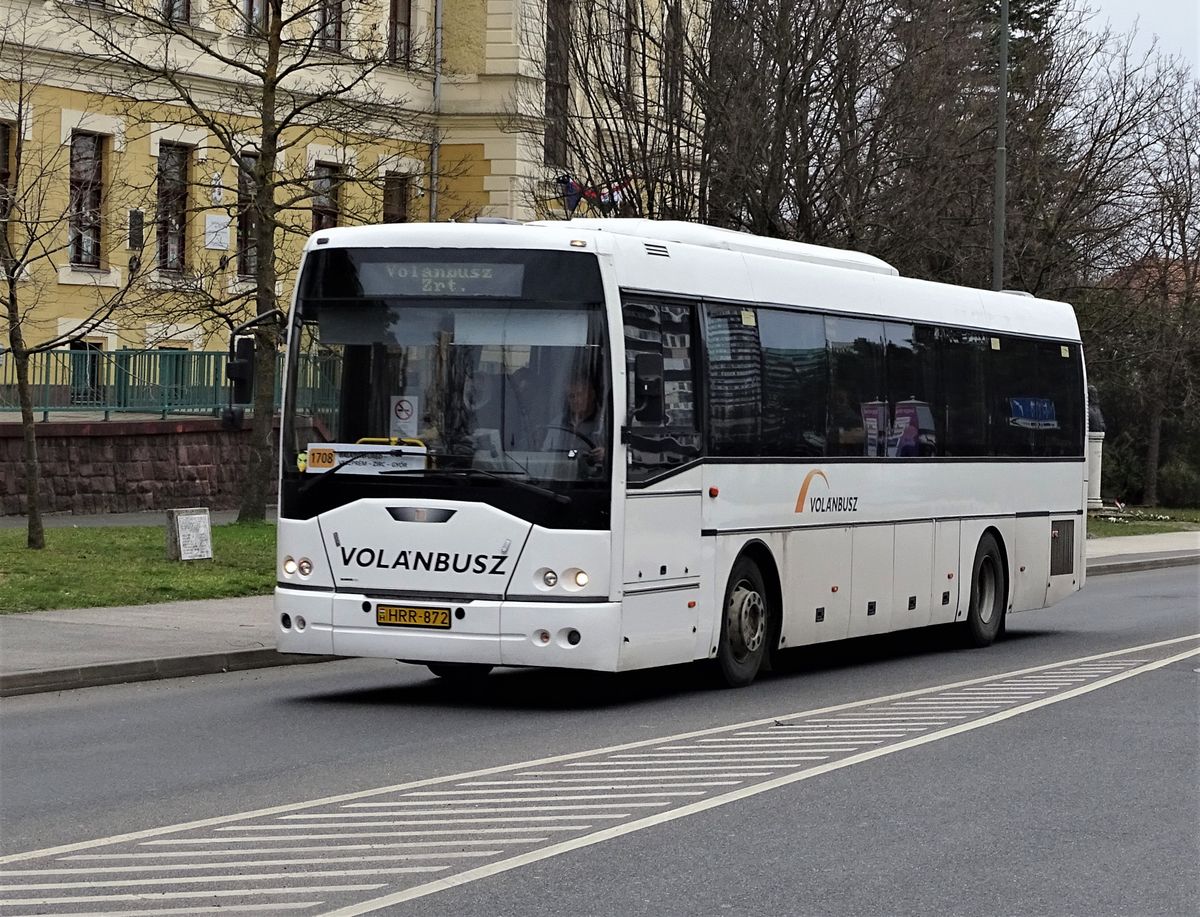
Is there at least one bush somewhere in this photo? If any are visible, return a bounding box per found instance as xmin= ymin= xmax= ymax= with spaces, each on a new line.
xmin=1157 ymin=460 xmax=1200 ymax=508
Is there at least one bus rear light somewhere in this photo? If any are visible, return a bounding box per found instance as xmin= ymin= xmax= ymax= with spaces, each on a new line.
xmin=295 ymin=616 xmax=307 ymax=631
xmin=297 ymin=558 xmax=313 ymax=577
xmin=280 ymin=613 xmax=292 ymax=630
xmin=574 ymin=570 xmax=589 ymax=587
xmin=542 ymin=570 xmax=559 ymax=587
xmin=283 ymin=557 xmax=298 ymax=575
xmin=567 ymin=629 xmax=581 ymax=646
xmin=536 ymin=630 xmax=551 ymax=644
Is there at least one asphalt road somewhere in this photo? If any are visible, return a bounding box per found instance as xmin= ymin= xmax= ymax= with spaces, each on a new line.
xmin=1 ymin=567 xmax=1197 ymax=916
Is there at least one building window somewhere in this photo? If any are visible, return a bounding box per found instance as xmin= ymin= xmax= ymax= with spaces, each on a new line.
xmin=243 ymin=0 xmax=265 ymax=34
xmin=312 ymin=162 xmax=340 ymax=231
xmin=0 ymin=121 xmax=13 ymax=222
xmin=318 ymin=0 xmax=343 ymax=52
xmin=237 ymin=152 xmax=259 ymax=278
xmin=543 ymin=0 xmax=570 ymax=166
xmin=382 ymin=171 xmax=409 ymax=223
xmin=69 ymin=132 xmax=103 ymax=267
xmin=156 ymin=142 xmax=189 ymax=273
xmin=389 ymin=0 xmax=411 ymax=65
xmin=164 ymin=0 xmax=189 ymax=24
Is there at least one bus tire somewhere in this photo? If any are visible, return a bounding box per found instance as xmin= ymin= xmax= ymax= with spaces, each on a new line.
xmin=427 ymin=663 xmax=494 ymax=681
xmin=715 ymin=556 xmax=772 ymax=687
xmin=964 ymin=533 xmax=1006 ymax=647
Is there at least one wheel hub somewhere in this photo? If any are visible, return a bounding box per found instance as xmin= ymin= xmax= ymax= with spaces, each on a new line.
xmin=727 ymin=583 xmax=765 ymax=659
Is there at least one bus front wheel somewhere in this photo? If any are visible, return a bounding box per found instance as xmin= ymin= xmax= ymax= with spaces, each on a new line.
xmin=716 ymin=557 xmax=772 ymax=687
xmin=965 ymin=533 xmax=1006 ymax=647
xmin=427 ymin=663 xmax=494 ymax=681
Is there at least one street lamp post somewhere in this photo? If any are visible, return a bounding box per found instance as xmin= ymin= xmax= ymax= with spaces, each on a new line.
xmin=992 ymin=0 xmax=1009 ymax=291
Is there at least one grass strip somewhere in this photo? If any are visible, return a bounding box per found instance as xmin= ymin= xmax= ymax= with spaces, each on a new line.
xmin=0 ymin=522 xmax=275 ymax=613
xmin=1088 ymin=506 xmax=1200 ymax=538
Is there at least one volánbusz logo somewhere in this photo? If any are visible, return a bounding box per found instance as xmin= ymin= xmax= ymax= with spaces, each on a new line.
xmin=338 ymin=546 xmax=508 ymax=575
xmin=794 ymin=469 xmax=859 ymax=513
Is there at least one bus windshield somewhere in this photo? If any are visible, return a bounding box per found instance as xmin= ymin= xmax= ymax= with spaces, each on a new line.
xmin=282 ymin=248 xmax=610 ymax=502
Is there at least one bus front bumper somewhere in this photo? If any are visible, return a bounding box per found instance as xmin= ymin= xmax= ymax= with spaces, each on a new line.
xmin=275 ymin=587 xmax=622 ymax=672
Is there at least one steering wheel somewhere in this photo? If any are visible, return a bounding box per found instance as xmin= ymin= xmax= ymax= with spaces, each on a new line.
xmin=538 ymin=423 xmax=597 ymax=452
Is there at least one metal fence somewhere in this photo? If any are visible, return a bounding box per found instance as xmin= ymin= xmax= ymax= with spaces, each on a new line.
xmin=0 ymin=349 xmax=336 ymax=421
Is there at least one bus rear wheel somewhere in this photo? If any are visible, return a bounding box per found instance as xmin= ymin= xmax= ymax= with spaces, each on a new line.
xmin=427 ymin=663 xmax=494 ymax=681
xmin=964 ymin=533 xmax=1006 ymax=647
xmin=716 ymin=557 xmax=772 ymax=688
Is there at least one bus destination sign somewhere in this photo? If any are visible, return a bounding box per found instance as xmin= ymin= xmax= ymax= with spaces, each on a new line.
xmin=360 ymin=262 xmax=525 ymax=297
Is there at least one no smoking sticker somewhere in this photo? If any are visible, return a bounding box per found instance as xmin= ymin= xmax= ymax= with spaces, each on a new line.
xmin=390 ymin=395 xmax=419 ymax=438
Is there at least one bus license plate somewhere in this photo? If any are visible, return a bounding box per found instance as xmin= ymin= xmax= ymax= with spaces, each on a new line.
xmin=376 ymin=605 xmax=452 ymax=629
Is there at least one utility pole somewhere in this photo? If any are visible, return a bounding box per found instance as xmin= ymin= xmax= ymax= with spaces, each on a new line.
xmin=992 ymin=0 xmax=1009 ymax=291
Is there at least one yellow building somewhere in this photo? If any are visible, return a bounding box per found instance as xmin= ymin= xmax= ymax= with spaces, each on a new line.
xmin=0 ymin=0 xmax=560 ymax=356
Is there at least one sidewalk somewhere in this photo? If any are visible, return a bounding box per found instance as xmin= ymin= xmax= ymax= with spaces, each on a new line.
xmin=2 ymin=531 xmax=1197 ymax=697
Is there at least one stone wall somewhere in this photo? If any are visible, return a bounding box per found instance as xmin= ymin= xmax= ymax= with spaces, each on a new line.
xmin=0 ymin=419 xmax=278 ymax=516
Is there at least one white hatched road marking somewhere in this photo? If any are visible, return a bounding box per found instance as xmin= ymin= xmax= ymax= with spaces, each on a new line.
xmin=0 ymin=855 xmax=504 ymax=876
xmin=2 ymin=635 xmax=1194 ymax=917
xmin=2 ymin=886 xmax=387 ymax=907
xmin=6 ymin=906 xmax=320 ymax=917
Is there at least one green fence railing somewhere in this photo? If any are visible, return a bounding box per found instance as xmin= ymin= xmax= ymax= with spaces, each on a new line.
xmin=0 ymin=349 xmax=337 ymax=421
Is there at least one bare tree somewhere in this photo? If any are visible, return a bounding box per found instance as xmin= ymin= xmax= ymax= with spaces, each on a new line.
xmin=1082 ymin=65 xmax=1199 ymax=504
xmin=507 ymin=0 xmax=708 ymax=220
xmin=1 ymin=16 xmax=151 ymax=548
xmin=59 ymin=0 xmax=432 ymax=520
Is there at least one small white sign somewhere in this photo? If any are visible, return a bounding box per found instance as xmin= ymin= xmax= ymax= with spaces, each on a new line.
xmin=390 ymin=395 xmax=420 ymax=439
xmin=176 ymin=510 xmax=213 ymax=561
xmin=204 ymin=214 xmax=231 ymax=250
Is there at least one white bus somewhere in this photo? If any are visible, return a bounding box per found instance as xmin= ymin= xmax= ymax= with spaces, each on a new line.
xmin=274 ymin=219 xmax=1087 ymax=687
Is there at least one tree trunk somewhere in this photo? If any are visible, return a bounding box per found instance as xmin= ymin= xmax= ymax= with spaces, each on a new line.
xmin=12 ymin=349 xmax=45 ymax=549
xmin=1143 ymin=399 xmax=1163 ymax=506
xmin=236 ymin=326 xmax=277 ymax=522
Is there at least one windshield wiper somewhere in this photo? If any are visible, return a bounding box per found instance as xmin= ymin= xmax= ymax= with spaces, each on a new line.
xmin=380 ymin=465 xmax=571 ymax=505
xmin=298 ymin=449 xmax=410 ymax=494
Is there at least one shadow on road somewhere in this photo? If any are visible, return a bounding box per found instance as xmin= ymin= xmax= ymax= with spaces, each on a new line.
xmin=288 ymin=621 xmax=1058 ymax=712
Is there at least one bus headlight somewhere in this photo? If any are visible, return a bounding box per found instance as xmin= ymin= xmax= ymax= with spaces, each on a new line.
xmin=297 ymin=558 xmax=313 ymax=577
xmin=574 ymin=570 xmax=590 ymax=587
xmin=283 ymin=557 xmax=298 ymax=575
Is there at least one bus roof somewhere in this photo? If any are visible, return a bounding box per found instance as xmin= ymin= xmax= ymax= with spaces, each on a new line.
xmin=304 ymin=221 xmax=1080 ymax=342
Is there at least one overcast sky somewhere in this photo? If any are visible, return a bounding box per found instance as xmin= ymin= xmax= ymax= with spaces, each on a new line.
xmin=1087 ymin=0 xmax=1198 ymax=70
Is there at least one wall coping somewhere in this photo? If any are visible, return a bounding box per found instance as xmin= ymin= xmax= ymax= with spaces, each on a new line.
xmin=0 ymin=419 xmax=235 ymax=438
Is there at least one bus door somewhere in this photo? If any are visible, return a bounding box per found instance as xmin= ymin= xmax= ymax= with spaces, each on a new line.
xmin=619 ymin=297 xmax=704 ymax=669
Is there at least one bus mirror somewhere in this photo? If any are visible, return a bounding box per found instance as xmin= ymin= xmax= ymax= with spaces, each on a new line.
xmin=633 ymin=352 xmax=664 ymax=425
xmin=227 ymin=337 xmax=255 ymax=405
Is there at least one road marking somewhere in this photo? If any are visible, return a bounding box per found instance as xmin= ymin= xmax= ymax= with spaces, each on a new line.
xmin=4 ymin=638 xmax=1195 ymax=917
xmin=7 ymin=906 xmax=320 ymax=917
xmin=0 ymin=855 xmax=503 ymax=876
xmin=3 ymin=867 xmax=444 ymax=891
xmin=62 ymin=842 xmax=550 ymax=858
xmin=321 ymin=642 xmax=1200 ymax=916
xmin=3 ymin=885 xmax=386 ymax=907
xmin=9 ymin=628 xmax=1190 ymax=868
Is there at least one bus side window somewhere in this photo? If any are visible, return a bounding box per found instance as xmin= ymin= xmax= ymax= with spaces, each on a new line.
xmin=826 ymin=317 xmax=886 ymax=457
xmin=936 ymin=329 xmax=989 ymax=456
xmin=622 ymin=298 xmax=701 ymax=482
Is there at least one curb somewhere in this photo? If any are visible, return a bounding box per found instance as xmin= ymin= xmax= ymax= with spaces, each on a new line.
xmin=0 ymin=649 xmax=337 ymax=698
xmin=1086 ymin=554 xmax=1200 ymax=577
xmin=2 ymin=554 xmax=1196 ymax=698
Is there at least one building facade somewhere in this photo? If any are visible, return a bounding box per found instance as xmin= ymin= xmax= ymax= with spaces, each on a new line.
xmin=0 ymin=0 xmax=555 ymax=354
